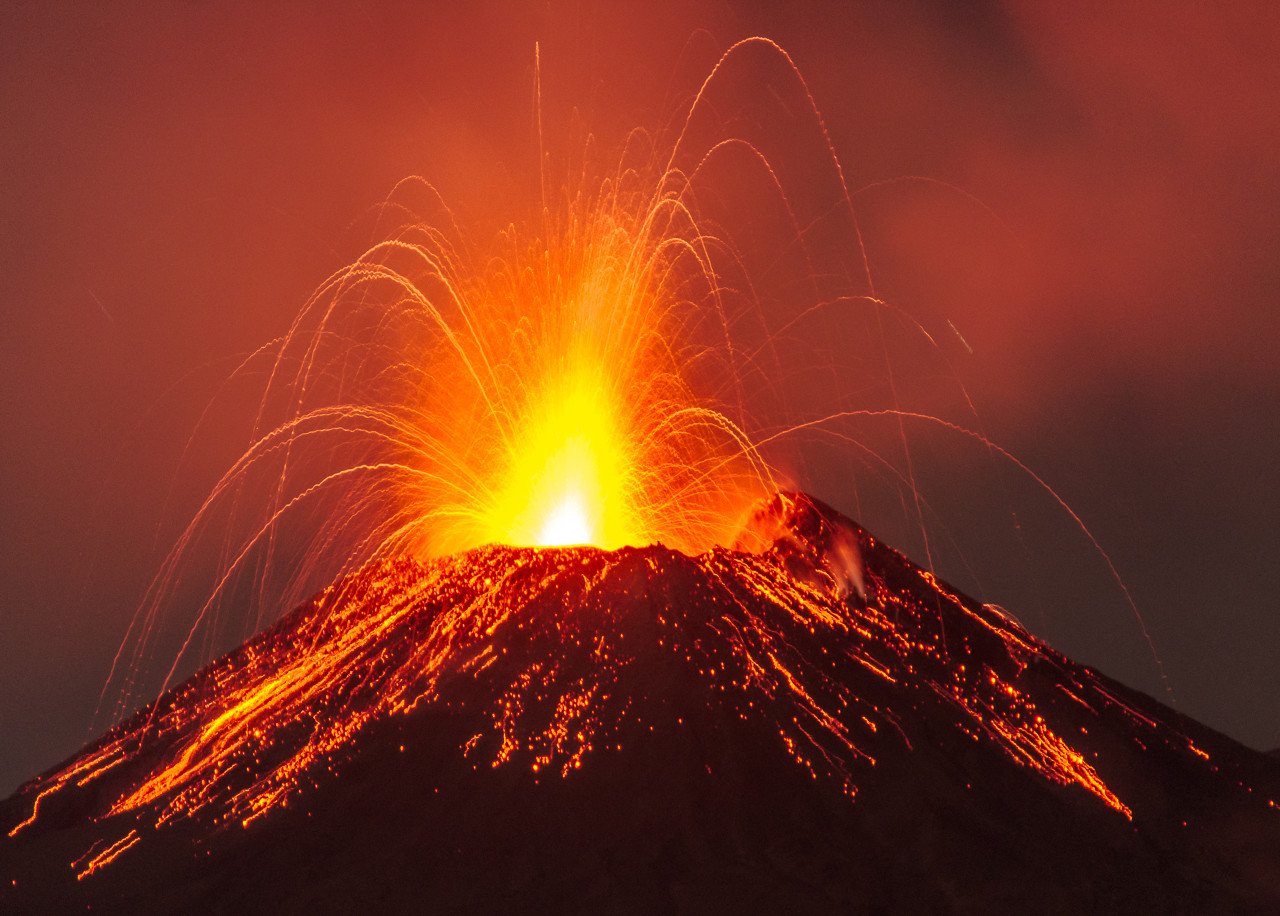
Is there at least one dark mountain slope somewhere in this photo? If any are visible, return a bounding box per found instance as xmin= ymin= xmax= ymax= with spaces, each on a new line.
xmin=4 ymin=493 xmax=1278 ymax=912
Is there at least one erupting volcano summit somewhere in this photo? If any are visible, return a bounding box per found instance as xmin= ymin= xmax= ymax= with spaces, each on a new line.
xmin=4 ymin=493 xmax=1279 ymax=911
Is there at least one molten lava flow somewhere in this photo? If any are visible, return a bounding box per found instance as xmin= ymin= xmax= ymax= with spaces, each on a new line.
xmin=13 ymin=492 xmax=1276 ymax=892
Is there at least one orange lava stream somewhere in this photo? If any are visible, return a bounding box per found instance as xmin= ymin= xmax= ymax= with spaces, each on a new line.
xmin=71 ymin=830 xmax=139 ymax=882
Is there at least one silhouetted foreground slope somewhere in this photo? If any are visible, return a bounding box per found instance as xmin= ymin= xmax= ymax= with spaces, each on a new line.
xmin=4 ymin=493 xmax=1279 ymax=913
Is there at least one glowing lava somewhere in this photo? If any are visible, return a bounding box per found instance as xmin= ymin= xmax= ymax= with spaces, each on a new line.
xmin=535 ymin=490 xmax=593 ymax=547
xmin=491 ymin=365 xmax=633 ymax=549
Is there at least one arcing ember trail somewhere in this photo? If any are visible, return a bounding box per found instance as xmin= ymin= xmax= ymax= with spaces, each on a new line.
xmin=5 ymin=494 xmax=1279 ymax=910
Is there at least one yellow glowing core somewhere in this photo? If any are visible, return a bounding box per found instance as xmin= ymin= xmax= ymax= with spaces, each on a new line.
xmin=536 ymin=490 xmax=593 ymax=547
xmin=487 ymin=363 xmax=638 ymax=550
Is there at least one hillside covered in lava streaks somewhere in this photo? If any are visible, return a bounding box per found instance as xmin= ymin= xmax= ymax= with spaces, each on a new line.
xmin=4 ymin=494 xmax=1279 ymax=911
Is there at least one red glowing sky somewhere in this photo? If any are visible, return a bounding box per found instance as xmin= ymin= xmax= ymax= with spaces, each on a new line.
xmin=2 ymin=1 xmax=1278 ymax=793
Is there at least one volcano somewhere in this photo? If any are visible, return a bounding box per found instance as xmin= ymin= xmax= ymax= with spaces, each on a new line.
xmin=4 ymin=493 xmax=1279 ymax=912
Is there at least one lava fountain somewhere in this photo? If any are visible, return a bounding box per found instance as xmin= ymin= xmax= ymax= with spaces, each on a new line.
xmin=106 ymin=41 xmax=842 ymax=715
xmin=102 ymin=35 xmax=1161 ymax=755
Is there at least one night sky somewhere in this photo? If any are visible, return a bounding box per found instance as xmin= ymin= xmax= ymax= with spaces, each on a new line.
xmin=3 ymin=1 xmax=1278 ymax=795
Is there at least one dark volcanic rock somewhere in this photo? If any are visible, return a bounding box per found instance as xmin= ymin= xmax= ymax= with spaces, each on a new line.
xmin=4 ymin=493 xmax=1279 ymax=913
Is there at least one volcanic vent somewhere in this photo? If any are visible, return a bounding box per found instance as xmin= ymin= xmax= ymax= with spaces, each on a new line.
xmin=4 ymin=494 xmax=1279 ymax=911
